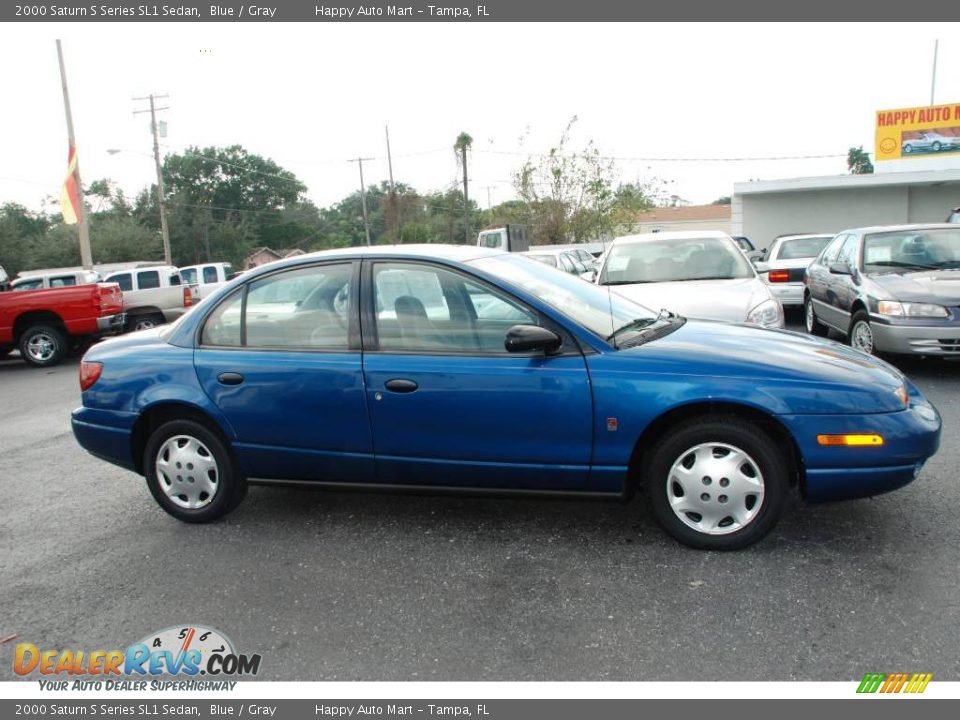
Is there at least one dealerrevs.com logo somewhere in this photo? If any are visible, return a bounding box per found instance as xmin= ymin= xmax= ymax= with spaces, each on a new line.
xmin=856 ymin=672 xmax=933 ymax=694
xmin=14 ymin=625 xmax=261 ymax=687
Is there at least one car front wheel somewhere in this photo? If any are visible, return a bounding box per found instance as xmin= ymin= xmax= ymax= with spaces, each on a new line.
xmin=144 ymin=419 xmax=247 ymax=522
xmin=645 ymin=417 xmax=789 ymax=550
xmin=849 ymin=311 xmax=875 ymax=355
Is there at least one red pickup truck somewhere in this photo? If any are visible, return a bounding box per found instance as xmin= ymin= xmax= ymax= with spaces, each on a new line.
xmin=0 ymin=283 xmax=125 ymax=367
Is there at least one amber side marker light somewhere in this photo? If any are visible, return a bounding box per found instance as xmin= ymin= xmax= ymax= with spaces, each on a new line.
xmin=79 ymin=361 xmax=103 ymax=391
xmin=817 ymin=434 xmax=884 ymax=446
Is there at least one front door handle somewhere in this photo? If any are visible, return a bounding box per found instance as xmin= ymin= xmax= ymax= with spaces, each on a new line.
xmin=217 ymin=372 xmax=245 ymax=386
xmin=384 ymin=378 xmax=418 ymax=393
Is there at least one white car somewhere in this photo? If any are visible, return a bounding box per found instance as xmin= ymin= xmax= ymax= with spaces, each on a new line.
xmin=595 ymin=231 xmax=784 ymax=328
xmin=757 ymin=233 xmax=835 ymax=307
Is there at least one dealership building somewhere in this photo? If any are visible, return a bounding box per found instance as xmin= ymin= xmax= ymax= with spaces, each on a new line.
xmin=732 ymin=101 xmax=960 ymax=250
xmin=731 ymin=168 xmax=960 ymax=250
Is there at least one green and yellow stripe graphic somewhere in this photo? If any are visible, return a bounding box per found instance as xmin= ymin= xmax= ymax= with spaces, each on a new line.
xmin=857 ymin=672 xmax=932 ymax=694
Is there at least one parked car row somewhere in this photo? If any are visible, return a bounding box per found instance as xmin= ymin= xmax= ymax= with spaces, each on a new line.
xmin=0 ymin=261 xmax=237 ymax=365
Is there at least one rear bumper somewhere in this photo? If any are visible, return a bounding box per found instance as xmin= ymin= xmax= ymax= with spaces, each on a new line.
xmin=72 ymin=406 xmax=137 ymax=471
xmin=767 ymin=282 xmax=804 ymax=307
xmin=96 ymin=313 xmax=126 ymax=335
xmin=869 ymin=321 xmax=960 ymax=356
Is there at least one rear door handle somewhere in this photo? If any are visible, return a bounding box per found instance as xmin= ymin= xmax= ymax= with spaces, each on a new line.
xmin=217 ymin=372 xmax=245 ymax=386
xmin=384 ymin=378 xmax=418 ymax=393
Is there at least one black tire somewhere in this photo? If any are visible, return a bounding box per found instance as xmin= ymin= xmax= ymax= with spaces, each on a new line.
xmin=848 ymin=310 xmax=876 ymax=356
xmin=126 ymin=313 xmax=164 ymax=333
xmin=903 ymin=144 xmax=913 ymax=154
xmin=932 ymin=141 xmax=942 ymax=152
xmin=804 ymin=295 xmax=829 ymax=337
xmin=645 ymin=416 xmax=789 ymax=550
xmin=18 ymin=324 xmax=67 ymax=367
xmin=144 ymin=419 xmax=247 ymax=523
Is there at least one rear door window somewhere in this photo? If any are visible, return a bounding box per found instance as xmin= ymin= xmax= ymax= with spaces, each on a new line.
xmin=203 ymin=266 xmax=219 ymax=284
xmin=106 ymin=273 xmax=133 ymax=292
xmin=137 ymin=270 xmax=160 ymax=289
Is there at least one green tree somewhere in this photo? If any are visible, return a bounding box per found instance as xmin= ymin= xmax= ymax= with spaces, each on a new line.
xmin=847 ymin=146 xmax=874 ymax=174
xmin=514 ymin=118 xmax=656 ymax=244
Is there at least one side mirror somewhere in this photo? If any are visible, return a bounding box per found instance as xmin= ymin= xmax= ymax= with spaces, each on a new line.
xmin=581 ymin=270 xmax=596 ymax=283
xmin=754 ymin=262 xmax=770 ymax=274
xmin=747 ymin=250 xmax=765 ymax=262
xmin=504 ymin=325 xmax=562 ymax=354
xmin=829 ymin=262 xmax=852 ymax=276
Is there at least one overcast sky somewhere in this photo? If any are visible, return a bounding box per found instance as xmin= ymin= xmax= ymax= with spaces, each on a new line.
xmin=0 ymin=22 xmax=957 ymax=215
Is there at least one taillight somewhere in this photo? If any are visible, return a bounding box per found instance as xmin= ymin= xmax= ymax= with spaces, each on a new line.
xmin=79 ymin=361 xmax=103 ymax=391
xmin=92 ymin=286 xmax=101 ymax=310
xmin=183 ymin=286 xmax=193 ymax=307
xmin=768 ymin=269 xmax=790 ymax=283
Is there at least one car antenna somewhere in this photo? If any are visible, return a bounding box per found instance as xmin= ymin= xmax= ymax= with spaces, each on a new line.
xmin=602 ymin=233 xmax=616 ymax=349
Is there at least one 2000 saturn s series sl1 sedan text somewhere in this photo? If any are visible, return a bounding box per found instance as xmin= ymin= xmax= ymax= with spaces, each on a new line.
xmin=71 ymin=246 xmax=942 ymax=550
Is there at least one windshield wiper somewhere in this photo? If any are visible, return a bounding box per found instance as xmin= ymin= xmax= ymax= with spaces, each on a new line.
xmin=607 ymin=309 xmax=684 ymax=342
xmin=870 ymin=260 xmax=939 ymax=271
xmin=600 ymin=280 xmax=654 ymax=286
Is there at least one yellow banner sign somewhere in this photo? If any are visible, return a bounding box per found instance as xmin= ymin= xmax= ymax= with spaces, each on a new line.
xmin=875 ymin=103 xmax=960 ymax=161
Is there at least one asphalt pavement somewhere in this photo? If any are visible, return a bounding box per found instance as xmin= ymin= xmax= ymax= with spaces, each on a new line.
xmin=2 ymin=312 xmax=958 ymax=681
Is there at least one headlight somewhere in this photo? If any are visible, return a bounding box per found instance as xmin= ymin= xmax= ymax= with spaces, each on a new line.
xmin=894 ymin=384 xmax=909 ymax=409
xmin=746 ymin=298 xmax=784 ymax=328
xmin=877 ymin=301 xmax=949 ymax=318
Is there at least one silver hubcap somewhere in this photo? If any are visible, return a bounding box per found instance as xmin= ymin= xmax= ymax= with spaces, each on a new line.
xmin=134 ymin=318 xmax=157 ymax=330
xmin=667 ymin=442 xmax=765 ymax=536
xmin=851 ymin=321 xmax=874 ymax=354
xmin=26 ymin=333 xmax=57 ymax=362
xmin=156 ymin=435 xmax=219 ymax=509
xmin=805 ymin=302 xmax=815 ymax=332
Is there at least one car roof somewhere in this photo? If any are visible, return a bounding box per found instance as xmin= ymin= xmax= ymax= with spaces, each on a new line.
xmin=611 ymin=230 xmax=732 ymax=244
xmin=842 ymin=223 xmax=959 ymax=236
xmin=245 ymin=244 xmax=505 ymax=274
xmin=524 ymin=248 xmax=576 ymax=256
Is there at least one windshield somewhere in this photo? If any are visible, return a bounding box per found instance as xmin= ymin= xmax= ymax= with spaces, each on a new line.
xmin=470 ymin=254 xmax=655 ymax=342
xmin=863 ymin=228 xmax=960 ymax=273
xmin=775 ymin=236 xmax=833 ymax=260
xmin=598 ymin=236 xmax=754 ymax=285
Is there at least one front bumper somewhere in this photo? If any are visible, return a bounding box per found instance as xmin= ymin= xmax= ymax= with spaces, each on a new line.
xmin=780 ymin=388 xmax=942 ymax=502
xmin=869 ymin=319 xmax=960 ymax=356
xmin=96 ymin=313 xmax=126 ymax=335
xmin=767 ymin=282 xmax=804 ymax=307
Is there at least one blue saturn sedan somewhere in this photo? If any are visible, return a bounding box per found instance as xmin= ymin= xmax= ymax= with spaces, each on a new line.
xmin=72 ymin=245 xmax=942 ymax=550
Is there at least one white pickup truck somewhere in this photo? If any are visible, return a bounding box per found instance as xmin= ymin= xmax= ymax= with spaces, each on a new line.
xmin=101 ymin=265 xmax=196 ymax=332
xmin=179 ymin=262 xmax=234 ymax=300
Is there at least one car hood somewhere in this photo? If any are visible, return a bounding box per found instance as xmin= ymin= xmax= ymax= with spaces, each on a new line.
xmin=869 ymin=271 xmax=960 ymax=304
xmin=609 ymin=277 xmax=771 ymax=323
xmin=617 ymin=319 xmax=908 ymax=414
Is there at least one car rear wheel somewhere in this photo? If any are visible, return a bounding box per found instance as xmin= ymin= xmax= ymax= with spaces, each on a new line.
xmin=127 ymin=313 xmax=164 ymax=332
xmin=645 ymin=417 xmax=789 ymax=550
xmin=804 ymin=296 xmax=829 ymax=337
xmin=19 ymin=325 xmax=67 ymax=367
xmin=144 ymin=419 xmax=247 ymax=522
xmin=904 ymin=144 xmax=913 ymax=154
xmin=932 ymin=141 xmax=942 ymax=152
xmin=849 ymin=311 xmax=875 ymax=355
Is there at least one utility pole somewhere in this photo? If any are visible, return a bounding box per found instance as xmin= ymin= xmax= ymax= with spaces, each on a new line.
xmin=385 ymin=126 xmax=399 ymax=242
xmin=349 ymin=157 xmax=374 ymax=246
xmin=930 ymin=39 xmax=939 ymax=106
xmin=133 ymin=93 xmax=172 ymax=265
xmin=461 ymin=145 xmax=469 ymax=244
xmin=56 ymin=40 xmax=93 ymax=270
